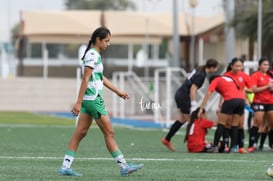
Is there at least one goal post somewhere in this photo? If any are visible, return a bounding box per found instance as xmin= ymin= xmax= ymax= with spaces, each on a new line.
xmin=154 ymin=67 xmax=188 ymax=128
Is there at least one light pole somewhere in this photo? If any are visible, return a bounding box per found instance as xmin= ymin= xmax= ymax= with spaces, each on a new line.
xmin=172 ymin=0 xmax=180 ymax=67
xmin=257 ymin=0 xmax=262 ymax=60
xmin=224 ymin=0 xmax=235 ymax=64
xmin=189 ymin=0 xmax=198 ymax=69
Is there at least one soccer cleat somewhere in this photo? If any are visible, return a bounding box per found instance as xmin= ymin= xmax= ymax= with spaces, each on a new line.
xmin=247 ymin=147 xmax=255 ymax=153
xmin=58 ymin=167 xmax=82 ymax=176
xmin=230 ymin=145 xmax=239 ymax=153
xmin=266 ymin=166 xmax=273 ymax=178
xmin=212 ymin=146 xmax=219 ymax=153
xmin=224 ymin=147 xmax=230 ymax=153
xmin=238 ymin=148 xmax=248 ymax=154
xmin=120 ymin=163 xmax=143 ymax=176
xmin=161 ymin=138 xmax=175 ymax=152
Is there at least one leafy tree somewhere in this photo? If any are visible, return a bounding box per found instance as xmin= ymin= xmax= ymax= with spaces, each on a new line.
xmin=231 ymin=0 xmax=273 ymax=59
xmin=64 ymin=0 xmax=136 ymax=10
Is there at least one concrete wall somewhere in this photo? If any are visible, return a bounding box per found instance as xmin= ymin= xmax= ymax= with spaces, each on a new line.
xmin=0 ymin=77 xmax=131 ymax=114
xmin=0 ymin=78 xmax=78 ymax=112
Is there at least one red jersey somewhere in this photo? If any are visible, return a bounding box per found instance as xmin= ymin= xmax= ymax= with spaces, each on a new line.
xmin=208 ymin=76 xmax=245 ymax=100
xmin=269 ymin=70 xmax=273 ymax=84
xmin=187 ymin=118 xmax=214 ymax=153
xmin=224 ymin=71 xmax=253 ymax=91
xmin=251 ymin=71 xmax=273 ymax=104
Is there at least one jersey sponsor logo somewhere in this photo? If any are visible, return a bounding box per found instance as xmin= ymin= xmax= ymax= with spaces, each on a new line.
xmin=85 ymin=58 xmax=98 ymax=66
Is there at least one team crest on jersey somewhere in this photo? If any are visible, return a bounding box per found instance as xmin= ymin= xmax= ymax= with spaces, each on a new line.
xmin=238 ymin=77 xmax=243 ymax=82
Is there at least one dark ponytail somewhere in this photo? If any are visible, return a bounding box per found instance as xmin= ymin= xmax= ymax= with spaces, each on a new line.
xmin=197 ymin=58 xmax=218 ymax=71
xmin=184 ymin=107 xmax=205 ymax=142
xmin=81 ymin=27 xmax=111 ymax=60
xmin=226 ymin=62 xmax=232 ymax=72
xmin=81 ymin=40 xmax=92 ymax=60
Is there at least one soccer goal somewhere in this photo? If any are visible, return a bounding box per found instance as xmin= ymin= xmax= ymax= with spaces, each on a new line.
xmin=153 ymin=67 xmax=188 ymax=128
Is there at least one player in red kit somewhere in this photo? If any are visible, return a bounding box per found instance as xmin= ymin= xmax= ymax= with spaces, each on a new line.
xmin=248 ymin=57 xmax=273 ymax=152
xmin=222 ymin=58 xmax=254 ymax=153
xmin=184 ymin=107 xmax=215 ymax=153
xmin=198 ymin=75 xmax=245 ymax=152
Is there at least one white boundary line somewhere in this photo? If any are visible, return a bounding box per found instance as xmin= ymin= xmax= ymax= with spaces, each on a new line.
xmin=0 ymin=123 xmax=161 ymax=132
xmin=0 ymin=156 xmax=269 ymax=163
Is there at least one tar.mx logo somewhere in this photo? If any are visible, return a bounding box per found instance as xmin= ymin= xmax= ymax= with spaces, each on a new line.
xmin=139 ymin=97 xmax=161 ymax=112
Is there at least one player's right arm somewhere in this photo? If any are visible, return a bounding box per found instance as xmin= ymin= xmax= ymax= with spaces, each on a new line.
xmin=72 ymin=66 xmax=93 ymax=116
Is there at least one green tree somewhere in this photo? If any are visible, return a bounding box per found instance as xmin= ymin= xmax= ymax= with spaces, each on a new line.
xmin=231 ymin=0 xmax=273 ymax=59
xmin=64 ymin=0 xmax=136 ymax=10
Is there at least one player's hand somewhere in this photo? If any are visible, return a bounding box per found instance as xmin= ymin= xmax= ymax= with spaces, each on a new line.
xmin=117 ymin=91 xmax=130 ymax=100
xmin=71 ymin=103 xmax=81 ymax=116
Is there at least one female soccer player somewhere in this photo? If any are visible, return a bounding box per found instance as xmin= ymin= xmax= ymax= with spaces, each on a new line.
xmin=184 ymin=107 xmax=215 ymax=153
xmin=198 ymin=75 xmax=245 ymax=152
xmin=222 ymin=57 xmax=254 ymax=153
xmin=58 ymin=27 xmax=143 ymax=176
xmin=161 ymin=59 xmax=218 ymax=152
xmin=248 ymin=57 xmax=273 ymax=152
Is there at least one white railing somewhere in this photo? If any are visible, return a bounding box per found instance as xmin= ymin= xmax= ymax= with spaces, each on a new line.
xmin=112 ymin=71 xmax=154 ymax=118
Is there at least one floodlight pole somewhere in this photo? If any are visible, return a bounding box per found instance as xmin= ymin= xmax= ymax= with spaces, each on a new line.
xmin=172 ymin=0 xmax=180 ymax=67
xmin=189 ymin=0 xmax=198 ymax=69
xmin=257 ymin=0 xmax=262 ymax=60
xmin=224 ymin=0 xmax=235 ymax=64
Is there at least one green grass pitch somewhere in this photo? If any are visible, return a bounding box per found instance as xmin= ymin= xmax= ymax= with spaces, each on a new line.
xmin=0 ymin=112 xmax=272 ymax=181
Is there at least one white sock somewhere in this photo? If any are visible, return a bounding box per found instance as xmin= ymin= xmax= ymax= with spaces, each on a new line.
xmin=61 ymin=154 xmax=74 ymax=169
xmin=114 ymin=154 xmax=127 ymax=169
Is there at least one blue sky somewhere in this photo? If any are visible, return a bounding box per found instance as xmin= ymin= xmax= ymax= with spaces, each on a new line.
xmin=0 ymin=0 xmax=223 ymax=42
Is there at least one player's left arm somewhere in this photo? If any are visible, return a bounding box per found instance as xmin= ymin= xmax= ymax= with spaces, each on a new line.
xmin=103 ymin=76 xmax=129 ymax=99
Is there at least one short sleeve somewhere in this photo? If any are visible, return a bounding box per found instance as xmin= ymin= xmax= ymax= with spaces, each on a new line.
xmin=250 ymin=72 xmax=258 ymax=86
xmin=84 ymin=50 xmax=98 ymax=69
xmin=200 ymin=119 xmax=214 ymax=128
xmin=243 ymin=73 xmax=254 ymax=88
xmin=208 ymin=77 xmax=218 ymax=92
xmin=191 ymin=71 xmax=206 ymax=88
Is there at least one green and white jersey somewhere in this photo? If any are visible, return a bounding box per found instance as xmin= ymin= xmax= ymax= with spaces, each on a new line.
xmin=82 ymin=48 xmax=104 ymax=100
